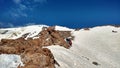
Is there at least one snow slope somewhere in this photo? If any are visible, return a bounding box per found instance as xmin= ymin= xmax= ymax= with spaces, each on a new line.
xmin=47 ymin=26 xmax=120 ymax=68
xmin=0 ymin=25 xmax=120 ymax=68
xmin=0 ymin=25 xmax=48 ymax=40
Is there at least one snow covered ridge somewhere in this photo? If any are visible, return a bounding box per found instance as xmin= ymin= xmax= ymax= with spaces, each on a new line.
xmin=55 ymin=26 xmax=74 ymax=31
xmin=0 ymin=25 xmax=73 ymax=68
xmin=0 ymin=25 xmax=120 ymax=68
xmin=0 ymin=25 xmax=74 ymax=40
xmin=0 ymin=25 xmax=49 ymax=40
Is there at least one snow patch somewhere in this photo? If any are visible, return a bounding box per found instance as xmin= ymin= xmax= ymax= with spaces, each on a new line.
xmin=0 ymin=54 xmax=24 ymax=68
xmin=55 ymin=26 xmax=74 ymax=31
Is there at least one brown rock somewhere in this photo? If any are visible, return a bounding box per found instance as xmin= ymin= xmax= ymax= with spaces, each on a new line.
xmin=83 ymin=28 xmax=90 ymax=30
xmin=0 ymin=26 xmax=73 ymax=68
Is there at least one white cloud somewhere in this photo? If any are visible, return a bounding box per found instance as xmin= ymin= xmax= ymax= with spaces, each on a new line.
xmin=9 ymin=10 xmax=28 ymax=18
xmin=34 ymin=0 xmax=47 ymax=3
xmin=11 ymin=0 xmax=28 ymax=18
xmin=25 ymin=23 xmax=36 ymax=26
xmin=0 ymin=22 xmax=14 ymax=28
xmin=10 ymin=0 xmax=47 ymax=18
xmin=0 ymin=22 xmax=3 ymax=28
xmin=19 ymin=4 xmax=27 ymax=10
xmin=10 ymin=12 xmax=27 ymax=18
xmin=20 ymin=13 xmax=28 ymax=17
xmin=7 ymin=23 xmax=14 ymax=27
xmin=0 ymin=22 xmax=3 ymax=25
xmin=13 ymin=0 xmax=21 ymax=4
xmin=10 ymin=12 xmax=19 ymax=17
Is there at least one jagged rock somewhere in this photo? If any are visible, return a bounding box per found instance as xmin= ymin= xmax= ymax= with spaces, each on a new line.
xmin=0 ymin=26 xmax=73 ymax=68
xmin=37 ymin=26 xmax=72 ymax=48
xmin=20 ymin=48 xmax=55 ymax=68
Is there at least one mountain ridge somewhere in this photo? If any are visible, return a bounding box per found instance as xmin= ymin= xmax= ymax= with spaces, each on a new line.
xmin=0 ymin=25 xmax=120 ymax=68
xmin=0 ymin=26 xmax=73 ymax=68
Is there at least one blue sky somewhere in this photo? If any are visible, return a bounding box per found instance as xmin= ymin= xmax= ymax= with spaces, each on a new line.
xmin=0 ymin=0 xmax=119 ymax=28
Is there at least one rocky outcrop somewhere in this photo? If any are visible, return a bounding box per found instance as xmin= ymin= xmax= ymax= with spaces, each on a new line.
xmin=38 ymin=26 xmax=72 ymax=48
xmin=0 ymin=26 xmax=73 ymax=68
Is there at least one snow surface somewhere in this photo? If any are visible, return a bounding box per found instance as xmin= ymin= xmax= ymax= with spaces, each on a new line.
xmin=47 ymin=26 xmax=120 ymax=68
xmin=0 ymin=25 xmax=120 ymax=68
xmin=0 ymin=25 xmax=48 ymax=40
xmin=0 ymin=54 xmax=24 ymax=68
xmin=55 ymin=26 xmax=74 ymax=31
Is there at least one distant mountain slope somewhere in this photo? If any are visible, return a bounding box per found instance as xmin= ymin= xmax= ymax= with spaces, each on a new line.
xmin=0 ymin=25 xmax=120 ymax=68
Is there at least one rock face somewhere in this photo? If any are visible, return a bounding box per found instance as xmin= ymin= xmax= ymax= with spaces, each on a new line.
xmin=0 ymin=26 xmax=73 ymax=68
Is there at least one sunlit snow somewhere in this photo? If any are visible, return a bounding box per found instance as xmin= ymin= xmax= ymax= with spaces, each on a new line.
xmin=47 ymin=26 xmax=120 ymax=68
xmin=55 ymin=26 xmax=74 ymax=31
xmin=0 ymin=25 xmax=120 ymax=68
xmin=0 ymin=54 xmax=24 ymax=68
xmin=0 ymin=25 xmax=48 ymax=40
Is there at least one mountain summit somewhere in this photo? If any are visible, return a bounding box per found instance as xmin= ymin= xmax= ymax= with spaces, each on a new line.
xmin=0 ymin=25 xmax=120 ymax=68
